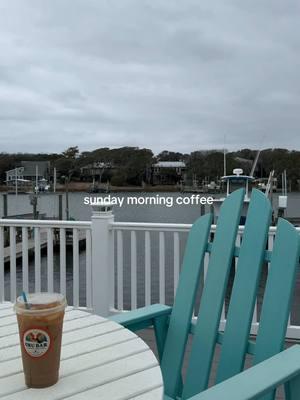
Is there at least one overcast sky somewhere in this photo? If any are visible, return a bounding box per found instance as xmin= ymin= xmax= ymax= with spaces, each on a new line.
xmin=0 ymin=1 xmax=300 ymax=154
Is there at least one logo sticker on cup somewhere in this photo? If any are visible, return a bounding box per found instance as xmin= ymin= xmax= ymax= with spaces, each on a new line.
xmin=23 ymin=329 xmax=51 ymax=358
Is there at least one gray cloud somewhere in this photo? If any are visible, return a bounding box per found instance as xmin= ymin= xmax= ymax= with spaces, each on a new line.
xmin=0 ymin=0 xmax=300 ymax=154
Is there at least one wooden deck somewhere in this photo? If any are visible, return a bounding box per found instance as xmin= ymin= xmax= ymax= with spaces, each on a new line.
xmin=3 ymin=231 xmax=48 ymax=262
xmin=3 ymin=230 xmax=86 ymax=263
xmin=138 ymin=328 xmax=293 ymax=399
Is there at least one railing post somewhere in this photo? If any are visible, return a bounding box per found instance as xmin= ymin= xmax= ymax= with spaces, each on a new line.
xmin=91 ymin=202 xmax=114 ymax=317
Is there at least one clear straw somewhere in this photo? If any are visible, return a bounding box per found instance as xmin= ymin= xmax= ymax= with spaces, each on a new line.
xmin=22 ymin=291 xmax=30 ymax=310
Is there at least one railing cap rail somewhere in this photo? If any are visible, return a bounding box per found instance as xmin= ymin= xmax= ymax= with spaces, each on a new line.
xmin=1 ymin=218 xmax=299 ymax=234
xmin=0 ymin=219 xmax=91 ymax=229
xmin=110 ymin=222 xmax=300 ymax=234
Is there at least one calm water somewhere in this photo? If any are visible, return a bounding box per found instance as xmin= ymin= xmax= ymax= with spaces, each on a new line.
xmin=2 ymin=191 xmax=300 ymax=222
xmin=2 ymin=191 xmax=300 ymax=324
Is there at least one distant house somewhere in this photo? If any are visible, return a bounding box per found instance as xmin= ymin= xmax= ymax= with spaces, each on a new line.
xmin=152 ymin=161 xmax=186 ymax=185
xmin=5 ymin=161 xmax=50 ymax=182
xmin=80 ymin=162 xmax=112 ymax=181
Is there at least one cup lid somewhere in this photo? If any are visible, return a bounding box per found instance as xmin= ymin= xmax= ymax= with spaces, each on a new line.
xmin=15 ymin=292 xmax=67 ymax=315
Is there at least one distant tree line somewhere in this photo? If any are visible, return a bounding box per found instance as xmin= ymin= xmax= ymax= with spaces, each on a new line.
xmin=1 ymin=146 xmax=300 ymax=189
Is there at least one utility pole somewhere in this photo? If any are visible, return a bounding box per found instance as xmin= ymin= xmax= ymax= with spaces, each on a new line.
xmin=223 ymin=148 xmax=227 ymax=176
xmin=35 ymin=165 xmax=38 ymax=194
xmin=223 ymin=134 xmax=227 ymax=177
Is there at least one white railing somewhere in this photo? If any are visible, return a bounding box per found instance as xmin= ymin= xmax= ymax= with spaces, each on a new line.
xmin=1 ymin=205 xmax=300 ymax=340
xmin=110 ymin=222 xmax=300 ymax=340
xmin=111 ymin=222 xmax=192 ymax=310
xmin=0 ymin=219 xmax=92 ymax=309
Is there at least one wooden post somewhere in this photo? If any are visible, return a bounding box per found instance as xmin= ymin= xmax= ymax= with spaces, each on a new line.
xmin=3 ymin=194 xmax=7 ymax=218
xmin=53 ymin=167 xmax=57 ymax=193
xmin=65 ymin=178 xmax=69 ymax=220
xmin=200 ymin=204 xmax=205 ymax=216
xmin=91 ymin=202 xmax=114 ymax=317
xmin=58 ymin=194 xmax=63 ymax=220
xmin=15 ymin=168 xmax=18 ymax=196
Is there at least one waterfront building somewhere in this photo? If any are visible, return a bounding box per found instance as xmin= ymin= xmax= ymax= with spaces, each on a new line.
xmin=80 ymin=161 xmax=112 ymax=181
xmin=5 ymin=161 xmax=50 ymax=182
xmin=152 ymin=161 xmax=186 ymax=185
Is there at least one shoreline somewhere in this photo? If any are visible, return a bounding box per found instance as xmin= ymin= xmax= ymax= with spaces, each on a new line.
xmin=0 ymin=183 xmax=182 ymax=193
xmin=0 ymin=182 xmax=298 ymax=194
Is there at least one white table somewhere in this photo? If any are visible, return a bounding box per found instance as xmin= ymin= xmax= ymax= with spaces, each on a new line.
xmin=0 ymin=302 xmax=163 ymax=400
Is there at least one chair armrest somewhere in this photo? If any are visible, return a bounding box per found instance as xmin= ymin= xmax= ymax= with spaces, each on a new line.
xmin=190 ymin=345 xmax=300 ymax=400
xmin=110 ymin=304 xmax=172 ymax=331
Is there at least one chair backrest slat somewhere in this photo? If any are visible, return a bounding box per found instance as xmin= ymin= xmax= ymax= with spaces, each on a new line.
xmin=253 ymin=218 xmax=300 ymax=400
xmin=215 ymin=189 xmax=272 ymax=384
xmin=161 ymin=213 xmax=212 ymax=398
xmin=182 ymin=189 xmax=244 ymax=400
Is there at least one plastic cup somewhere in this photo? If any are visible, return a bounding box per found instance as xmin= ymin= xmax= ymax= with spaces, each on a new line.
xmin=14 ymin=292 xmax=67 ymax=388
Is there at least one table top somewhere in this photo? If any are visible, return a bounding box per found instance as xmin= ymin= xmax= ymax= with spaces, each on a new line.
xmin=0 ymin=302 xmax=163 ymax=400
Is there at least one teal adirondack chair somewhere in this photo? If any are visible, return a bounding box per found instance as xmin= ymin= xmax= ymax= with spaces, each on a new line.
xmin=111 ymin=189 xmax=300 ymax=400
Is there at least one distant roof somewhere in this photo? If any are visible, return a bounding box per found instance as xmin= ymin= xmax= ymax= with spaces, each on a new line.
xmin=153 ymin=161 xmax=186 ymax=168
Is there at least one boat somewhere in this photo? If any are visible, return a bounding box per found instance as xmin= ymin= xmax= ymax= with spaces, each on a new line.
xmin=34 ymin=178 xmax=50 ymax=192
xmin=88 ymin=179 xmax=110 ymax=193
xmin=212 ymin=168 xmax=254 ymax=224
xmin=203 ymin=180 xmax=221 ymax=193
xmin=255 ymin=177 xmax=277 ymax=192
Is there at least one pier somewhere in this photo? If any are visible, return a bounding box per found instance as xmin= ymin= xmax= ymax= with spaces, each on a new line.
xmin=2 ymin=228 xmax=86 ymax=263
xmin=3 ymin=231 xmax=47 ymax=263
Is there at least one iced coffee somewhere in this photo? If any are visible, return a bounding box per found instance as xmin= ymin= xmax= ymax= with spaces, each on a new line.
xmin=14 ymin=292 xmax=67 ymax=388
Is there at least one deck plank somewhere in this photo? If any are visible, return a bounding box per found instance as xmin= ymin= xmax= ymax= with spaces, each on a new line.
xmin=137 ymin=328 xmax=289 ymax=400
